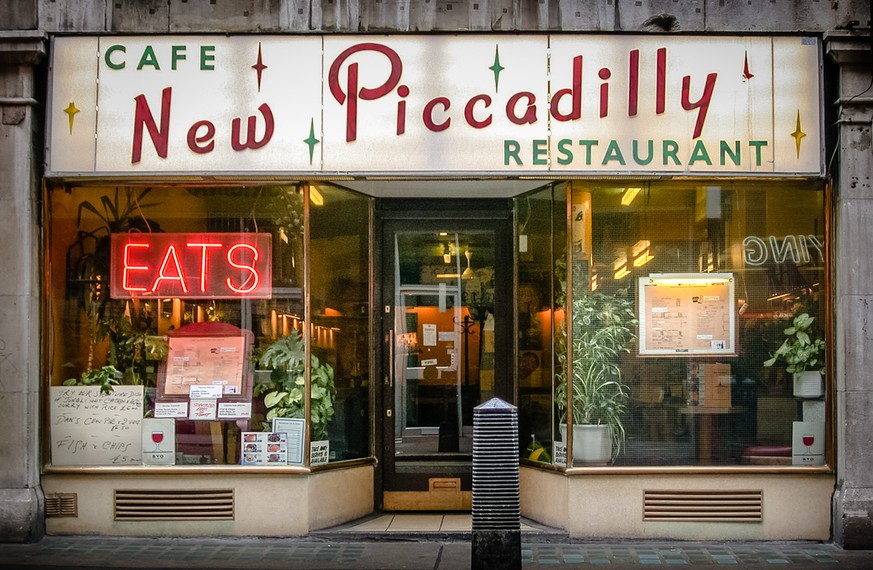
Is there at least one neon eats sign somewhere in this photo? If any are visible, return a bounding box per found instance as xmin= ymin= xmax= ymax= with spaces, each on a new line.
xmin=110 ymin=233 xmax=272 ymax=299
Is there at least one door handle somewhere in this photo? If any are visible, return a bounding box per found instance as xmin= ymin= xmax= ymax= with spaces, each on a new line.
xmin=385 ymin=330 xmax=394 ymax=388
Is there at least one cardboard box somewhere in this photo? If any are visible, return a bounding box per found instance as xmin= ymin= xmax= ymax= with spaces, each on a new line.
xmin=701 ymin=362 xmax=732 ymax=408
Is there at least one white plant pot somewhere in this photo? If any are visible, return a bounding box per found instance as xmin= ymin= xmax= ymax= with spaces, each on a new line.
xmin=559 ymin=424 xmax=612 ymax=466
xmin=793 ymin=370 xmax=824 ymax=398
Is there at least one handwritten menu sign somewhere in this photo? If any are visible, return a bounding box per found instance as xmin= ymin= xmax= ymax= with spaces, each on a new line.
xmin=50 ymin=385 xmax=144 ymax=466
xmin=638 ymin=273 xmax=736 ymax=356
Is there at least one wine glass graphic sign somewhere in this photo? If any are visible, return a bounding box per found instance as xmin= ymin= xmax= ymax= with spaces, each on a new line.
xmin=151 ymin=430 xmax=165 ymax=452
xmin=802 ymin=433 xmax=815 ymax=454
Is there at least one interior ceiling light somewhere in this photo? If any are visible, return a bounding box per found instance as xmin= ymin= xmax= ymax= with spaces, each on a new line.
xmin=309 ymin=186 xmax=324 ymax=206
xmin=620 ymin=187 xmax=641 ymax=206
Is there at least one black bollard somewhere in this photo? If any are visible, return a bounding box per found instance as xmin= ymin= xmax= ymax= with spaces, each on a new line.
xmin=471 ymin=398 xmax=521 ymax=569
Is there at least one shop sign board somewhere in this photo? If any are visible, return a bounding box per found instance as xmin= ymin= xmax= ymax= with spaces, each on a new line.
xmin=48 ymin=35 xmax=822 ymax=176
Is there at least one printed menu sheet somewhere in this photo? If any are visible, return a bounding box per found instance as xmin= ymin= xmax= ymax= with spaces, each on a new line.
xmin=638 ymin=274 xmax=735 ymax=356
xmin=162 ymin=335 xmax=245 ymax=397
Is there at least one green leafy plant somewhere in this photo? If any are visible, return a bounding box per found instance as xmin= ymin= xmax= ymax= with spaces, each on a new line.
xmin=104 ymin=314 xmax=169 ymax=386
xmin=66 ymin=187 xmax=161 ymax=372
xmin=763 ymin=312 xmax=825 ymax=374
xmin=253 ymin=330 xmax=336 ymax=441
xmin=554 ymin=292 xmax=638 ymax=459
xmin=63 ymin=365 xmax=123 ymax=395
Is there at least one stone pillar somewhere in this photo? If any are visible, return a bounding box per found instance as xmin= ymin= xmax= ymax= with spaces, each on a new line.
xmin=0 ymin=31 xmax=46 ymax=543
xmin=826 ymin=30 xmax=873 ymax=550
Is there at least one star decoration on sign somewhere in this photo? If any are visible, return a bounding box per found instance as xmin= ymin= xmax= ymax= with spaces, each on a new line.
xmin=64 ymin=101 xmax=79 ymax=134
xmin=742 ymin=51 xmax=754 ymax=80
xmin=790 ymin=110 xmax=806 ymax=158
xmin=489 ymin=45 xmax=504 ymax=92
xmin=252 ymin=42 xmax=268 ymax=92
xmin=304 ymin=118 xmax=320 ymax=165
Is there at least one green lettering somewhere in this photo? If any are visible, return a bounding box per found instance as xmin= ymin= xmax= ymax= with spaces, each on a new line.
xmin=504 ymin=140 xmax=522 ymax=165
xmin=602 ymin=140 xmax=626 ymax=165
xmin=201 ymin=46 xmax=216 ymax=70
xmin=748 ymin=140 xmax=768 ymax=166
xmin=720 ymin=140 xmax=740 ymax=166
xmin=557 ymin=139 xmax=573 ymax=165
xmin=104 ymin=45 xmax=126 ymax=70
xmin=688 ymin=140 xmax=712 ymax=165
xmin=662 ymin=140 xmax=680 ymax=165
xmin=171 ymin=45 xmax=187 ymax=70
xmin=632 ymin=140 xmax=653 ymax=165
xmin=137 ymin=46 xmax=160 ymax=70
xmin=532 ymin=139 xmax=548 ymax=165
xmin=577 ymin=140 xmax=598 ymax=165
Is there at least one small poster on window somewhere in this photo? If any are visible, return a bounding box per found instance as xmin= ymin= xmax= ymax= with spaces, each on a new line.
xmin=241 ymin=432 xmax=288 ymax=465
xmin=272 ymin=418 xmax=306 ymax=466
xmin=142 ymin=418 xmax=175 ymax=466
xmin=792 ymin=421 xmax=825 ymax=466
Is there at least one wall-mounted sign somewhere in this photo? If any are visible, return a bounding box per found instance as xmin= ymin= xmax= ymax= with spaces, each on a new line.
xmin=48 ymin=35 xmax=822 ymax=176
xmin=110 ymin=232 xmax=272 ymax=299
xmin=638 ymin=273 xmax=736 ymax=356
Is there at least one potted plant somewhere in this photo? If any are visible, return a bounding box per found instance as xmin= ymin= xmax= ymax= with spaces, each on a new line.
xmin=554 ymin=292 xmax=637 ymax=465
xmin=763 ymin=312 xmax=825 ymax=398
xmin=253 ymin=329 xmax=336 ymax=441
xmin=63 ymin=364 xmax=123 ymax=395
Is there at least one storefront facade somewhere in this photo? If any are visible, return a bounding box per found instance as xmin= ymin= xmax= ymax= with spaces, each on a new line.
xmin=1 ymin=0 xmax=871 ymax=547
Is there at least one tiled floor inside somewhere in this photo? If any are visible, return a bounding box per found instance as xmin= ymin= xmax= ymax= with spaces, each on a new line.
xmin=340 ymin=513 xmax=474 ymax=532
xmin=332 ymin=512 xmax=545 ymax=533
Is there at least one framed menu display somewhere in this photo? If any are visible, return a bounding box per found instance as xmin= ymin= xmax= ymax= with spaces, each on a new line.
xmin=156 ymin=322 xmax=255 ymax=419
xmin=162 ymin=335 xmax=246 ymax=397
xmin=638 ymin=273 xmax=736 ymax=356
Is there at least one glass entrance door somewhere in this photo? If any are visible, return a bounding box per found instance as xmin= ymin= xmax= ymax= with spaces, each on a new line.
xmin=380 ymin=207 xmax=511 ymax=510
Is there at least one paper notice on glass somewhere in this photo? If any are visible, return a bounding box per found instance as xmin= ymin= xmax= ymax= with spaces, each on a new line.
xmin=310 ymin=440 xmax=330 ymax=465
xmin=423 ymin=324 xmax=437 ymax=346
xmin=154 ymin=401 xmax=188 ymax=418
xmin=189 ymin=385 xmax=223 ymax=399
xmin=217 ymin=402 xmax=252 ymax=419
xmin=188 ymin=399 xmax=217 ymax=420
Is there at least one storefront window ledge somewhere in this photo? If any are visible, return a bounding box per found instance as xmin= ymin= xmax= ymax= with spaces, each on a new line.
xmin=563 ymin=465 xmax=834 ymax=476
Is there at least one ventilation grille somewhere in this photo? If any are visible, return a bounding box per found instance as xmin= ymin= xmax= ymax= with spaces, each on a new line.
xmin=45 ymin=493 xmax=78 ymax=518
xmin=643 ymin=489 xmax=763 ymax=522
xmin=114 ymin=489 xmax=234 ymax=521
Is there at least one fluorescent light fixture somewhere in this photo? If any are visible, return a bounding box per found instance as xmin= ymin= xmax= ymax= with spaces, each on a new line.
xmin=613 ymin=256 xmax=629 ymax=279
xmin=631 ymin=239 xmax=651 ymax=256
xmin=633 ymin=252 xmax=655 ymax=267
xmin=614 ymin=267 xmax=630 ymax=280
xmin=309 ymin=187 xmax=324 ymax=206
xmin=620 ymin=187 xmax=641 ymax=206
